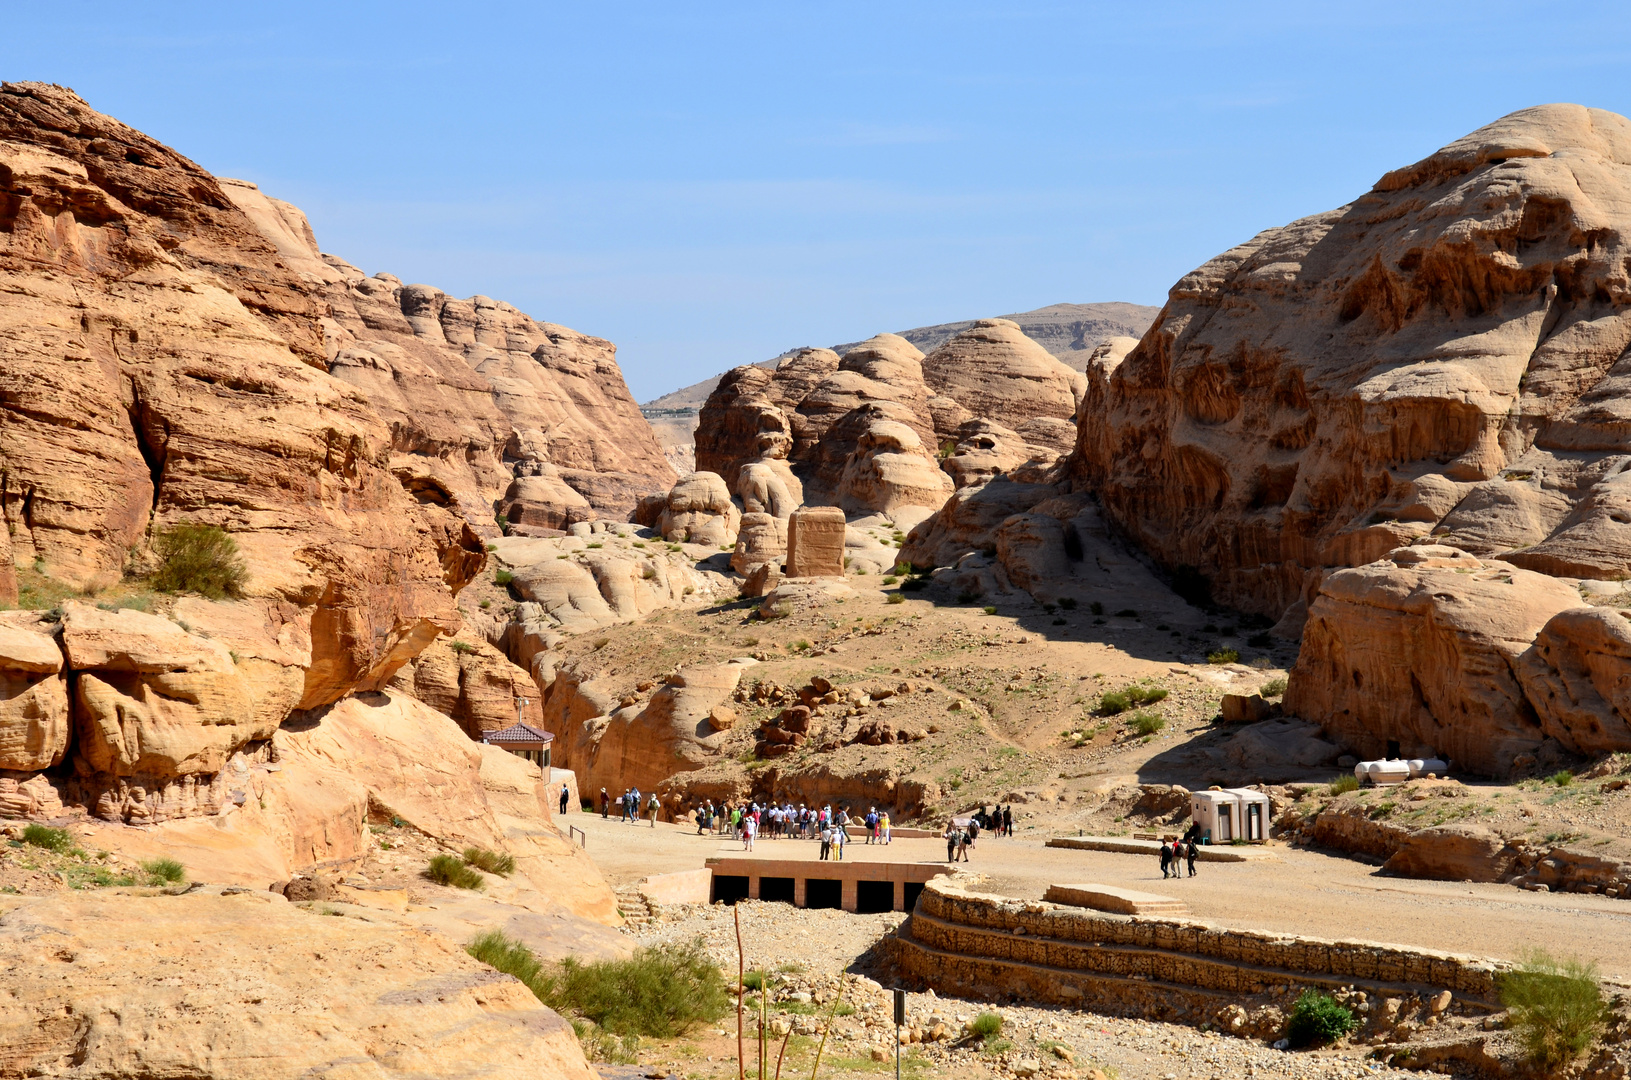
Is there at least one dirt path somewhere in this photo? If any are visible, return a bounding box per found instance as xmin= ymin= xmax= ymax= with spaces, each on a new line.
xmin=583 ymin=815 xmax=1631 ymax=979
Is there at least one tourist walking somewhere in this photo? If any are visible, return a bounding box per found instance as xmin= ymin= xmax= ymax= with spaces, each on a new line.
xmin=1187 ymin=840 xmax=1199 ymax=878
xmin=559 ymin=784 xmax=570 ymax=816
xmin=880 ymin=811 xmax=891 ymax=845
xmin=743 ymin=812 xmax=756 ymax=851
xmin=600 ymin=788 xmax=608 ymax=818
xmin=1159 ymin=840 xmax=1173 ymax=879
xmin=819 ymin=822 xmax=832 ymax=860
xmin=956 ymin=827 xmax=970 ymax=862
xmin=647 ymin=792 xmax=660 ymax=827
xmin=833 ymin=820 xmax=846 ymax=860
xmin=1003 ymin=805 xmax=1013 ymax=836
xmin=944 ymin=821 xmax=958 ymax=862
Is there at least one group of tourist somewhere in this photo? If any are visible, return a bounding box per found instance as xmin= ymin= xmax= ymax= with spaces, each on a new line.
xmin=1160 ymin=825 xmax=1202 ymax=879
xmin=971 ymin=804 xmax=1014 ymax=836
xmin=683 ymin=800 xmax=894 ymax=852
xmin=598 ymin=786 xmax=661 ymax=826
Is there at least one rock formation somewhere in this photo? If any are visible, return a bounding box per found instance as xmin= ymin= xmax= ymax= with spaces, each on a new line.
xmin=658 ymin=471 xmax=741 ymax=546
xmin=1066 ymin=104 xmax=1631 ymax=620
xmin=0 ymin=887 xmax=600 ymax=1080
xmin=567 ymin=662 xmax=745 ymax=794
xmin=920 ymin=318 xmax=1085 ymax=428
xmin=786 ymin=507 xmax=848 ymax=577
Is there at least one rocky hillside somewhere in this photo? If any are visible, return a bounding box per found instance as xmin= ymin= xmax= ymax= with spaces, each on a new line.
xmin=642 ymin=303 xmax=1157 ymax=473
xmin=898 ymin=104 xmax=1631 ymax=777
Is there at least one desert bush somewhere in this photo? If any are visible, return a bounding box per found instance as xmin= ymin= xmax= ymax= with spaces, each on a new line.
xmin=1208 ymin=648 xmax=1240 ymax=665
xmin=449 ymin=640 xmax=477 ymax=654
xmin=969 ymin=1012 xmax=1004 ymax=1039
xmin=141 ymin=857 xmax=186 ymax=884
xmin=1098 ymin=691 xmax=1132 ymax=716
xmin=1286 ymin=991 xmax=1355 ymax=1047
xmin=1499 ymin=950 xmax=1608 ymax=1067
xmin=1550 ymin=770 xmax=1574 ymax=787
xmin=22 ymin=824 xmax=73 ymax=852
xmin=427 ymin=854 xmax=486 ymax=890
xmin=1329 ymin=774 xmax=1361 ymax=795
xmin=540 ymin=938 xmax=730 ymax=1038
xmin=1130 ymin=711 xmax=1165 ymax=736
xmin=886 ymin=592 xmax=906 ymax=605
xmin=1126 ymin=685 xmax=1168 ymax=706
xmin=493 ymin=568 xmax=515 ymax=585
xmin=982 ymin=605 xmax=997 ymax=615
xmin=1261 ymin=677 xmax=1288 ymax=697
xmin=152 ymin=523 xmax=247 ymax=599
xmin=463 ymin=846 xmax=515 ymax=876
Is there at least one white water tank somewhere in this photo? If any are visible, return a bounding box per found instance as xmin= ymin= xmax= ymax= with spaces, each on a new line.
xmin=1359 ymin=759 xmax=1411 ymax=785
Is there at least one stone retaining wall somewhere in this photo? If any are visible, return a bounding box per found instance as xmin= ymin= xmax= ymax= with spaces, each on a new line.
xmin=891 ymin=877 xmax=1504 ymax=1018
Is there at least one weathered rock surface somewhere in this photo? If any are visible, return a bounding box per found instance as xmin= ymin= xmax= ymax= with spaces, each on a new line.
xmin=658 ymin=471 xmax=741 ymax=546
xmin=571 ymin=663 xmax=743 ymax=794
xmin=920 ymin=318 xmax=1085 ymax=429
xmin=787 ymin=507 xmax=848 ymax=577
xmin=1382 ymin=824 xmax=1520 ymax=883
xmin=832 ymin=404 xmax=955 ymax=517
xmin=494 ymin=533 xmax=732 ymax=636
xmin=1284 ymin=547 xmax=1582 ymax=774
xmin=0 ymin=84 xmax=471 ymax=715
xmin=0 ymin=888 xmax=599 ymax=1080
xmin=396 ymin=633 xmax=544 ymax=740
xmin=0 ymin=616 xmax=67 ymax=772
xmin=1070 ymin=104 xmax=1631 ymax=617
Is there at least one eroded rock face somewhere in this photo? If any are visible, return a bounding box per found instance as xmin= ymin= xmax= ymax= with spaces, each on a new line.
xmin=0 ymin=617 xmax=67 ymax=773
xmin=0 ymin=85 xmax=467 ymax=707
xmin=573 ymin=664 xmax=743 ymax=794
xmin=921 ymin=318 xmax=1085 ymax=428
xmin=1516 ymin=606 xmax=1631 ymax=756
xmin=0 ymin=889 xmax=600 ymax=1080
xmin=1070 ymin=104 xmax=1631 ymax=616
xmin=658 ymin=471 xmax=741 ymax=546
xmin=1284 ymin=547 xmax=1582 ymax=774
xmin=832 ymin=404 xmax=955 ymax=517
xmin=787 ymin=507 xmax=848 ymax=578
xmin=397 ymin=634 xmax=545 ymax=740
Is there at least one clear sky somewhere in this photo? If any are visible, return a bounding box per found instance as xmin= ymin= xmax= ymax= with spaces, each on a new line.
xmin=5 ymin=3 xmax=1629 ymax=399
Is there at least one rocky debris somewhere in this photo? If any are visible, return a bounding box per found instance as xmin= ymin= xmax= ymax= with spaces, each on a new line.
xmin=1285 ymin=547 xmax=1582 ymax=775
xmin=659 ymin=472 xmax=741 ymax=546
xmin=1219 ymin=693 xmax=1277 ymax=724
xmin=850 ymin=718 xmax=927 ymax=746
xmin=0 ymin=887 xmax=599 ymax=1080
xmin=787 ymin=507 xmax=848 ymax=577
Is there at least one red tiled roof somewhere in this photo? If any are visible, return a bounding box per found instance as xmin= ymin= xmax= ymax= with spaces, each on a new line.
xmin=482 ymin=722 xmax=555 ymax=745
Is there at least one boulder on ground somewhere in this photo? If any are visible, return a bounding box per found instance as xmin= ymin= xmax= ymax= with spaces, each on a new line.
xmin=1284 ymin=548 xmax=1582 ymax=775
xmin=1220 ymin=694 xmax=1277 ymax=725
xmin=732 ymin=512 xmax=788 ymax=575
xmin=1517 ymin=606 xmax=1631 ymax=757
xmin=498 ymin=466 xmax=596 ymax=530
xmin=1381 ymin=824 xmax=1519 ymax=883
xmin=658 ymin=471 xmax=741 ymax=546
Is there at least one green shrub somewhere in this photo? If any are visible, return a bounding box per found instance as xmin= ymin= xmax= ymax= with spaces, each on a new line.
xmin=982 ymin=605 xmax=997 ymax=616
xmin=1261 ymin=677 xmax=1288 ymax=697
xmin=791 ymin=639 xmax=810 ymax=651
xmin=1126 ymin=685 xmax=1169 ymax=706
xmin=493 ymin=569 xmax=515 ymax=585
xmin=539 ymin=938 xmax=730 ymax=1038
xmin=1098 ymin=691 xmax=1132 ymax=716
xmin=1499 ymin=950 xmax=1608 ymax=1067
xmin=1208 ymin=648 xmax=1240 ymax=665
xmin=586 ymin=542 xmax=603 ymax=549
xmin=463 ymin=846 xmax=515 ymax=876
xmin=1130 ymin=711 xmax=1165 ymax=736
xmin=22 ymin=824 xmax=73 ymax=852
xmin=969 ymin=1012 xmax=1004 ymax=1039
xmin=152 ymin=523 xmax=247 ymax=599
xmin=427 ymin=854 xmax=486 ymax=890
xmin=449 ymin=640 xmax=477 ymax=654
xmin=1088 ymin=601 xmax=1103 ymax=615
xmin=141 ymin=857 xmax=186 ymax=884
xmin=741 ymin=969 xmax=767 ymax=991
xmin=900 ymin=578 xmax=928 ymax=593
xmin=1329 ymin=774 xmax=1361 ymax=795
xmin=1286 ymin=991 xmax=1355 ymax=1047
xmin=882 ymin=576 xmax=898 ymax=585
xmin=1550 ymin=770 xmax=1575 ymax=787
xmin=468 ymin=928 xmax=547 ymax=992
xmin=886 ymin=592 xmax=906 ymax=605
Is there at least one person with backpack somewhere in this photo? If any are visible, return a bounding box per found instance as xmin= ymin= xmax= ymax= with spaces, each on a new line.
xmin=1187 ymin=840 xmax=1199 ymax=878
xmin=1159 ymin=839 xmax=1173 ymax=879
xmin=944 ymin=821 xmax=959 ymax=862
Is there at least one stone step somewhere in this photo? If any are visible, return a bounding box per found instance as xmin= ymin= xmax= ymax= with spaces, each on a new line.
xmin=1043 ymin=883 xmax=1190 ymax=917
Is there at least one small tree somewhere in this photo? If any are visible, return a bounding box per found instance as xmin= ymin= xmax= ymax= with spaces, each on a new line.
xmin=152 ymin=523 xmax=247 ymax=599
xmin=1287 ymin=991 xmax=1355 ymax=1047
xmin=1499 ymin=950 xmax=1608 ymax=1067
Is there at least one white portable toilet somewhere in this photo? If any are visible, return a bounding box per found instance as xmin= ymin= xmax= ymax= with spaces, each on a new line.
xmin=1223 ymin=788 xmax=1272 ymax=842
xmin=1191 ymin=789 xmax=1240 ymax=843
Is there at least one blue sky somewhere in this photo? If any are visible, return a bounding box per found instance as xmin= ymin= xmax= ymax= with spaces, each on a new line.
xmin=6 ymin=3 xmax=1630 ymax=399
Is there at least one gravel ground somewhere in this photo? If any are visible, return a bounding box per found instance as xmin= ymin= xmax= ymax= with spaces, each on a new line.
xmin=618 ymin=899 xmax=1425 ymax=1080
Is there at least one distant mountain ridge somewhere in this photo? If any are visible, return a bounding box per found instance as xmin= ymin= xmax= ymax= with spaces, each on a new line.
xmin=641 ymin=301 xmax=1158 ymax=412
